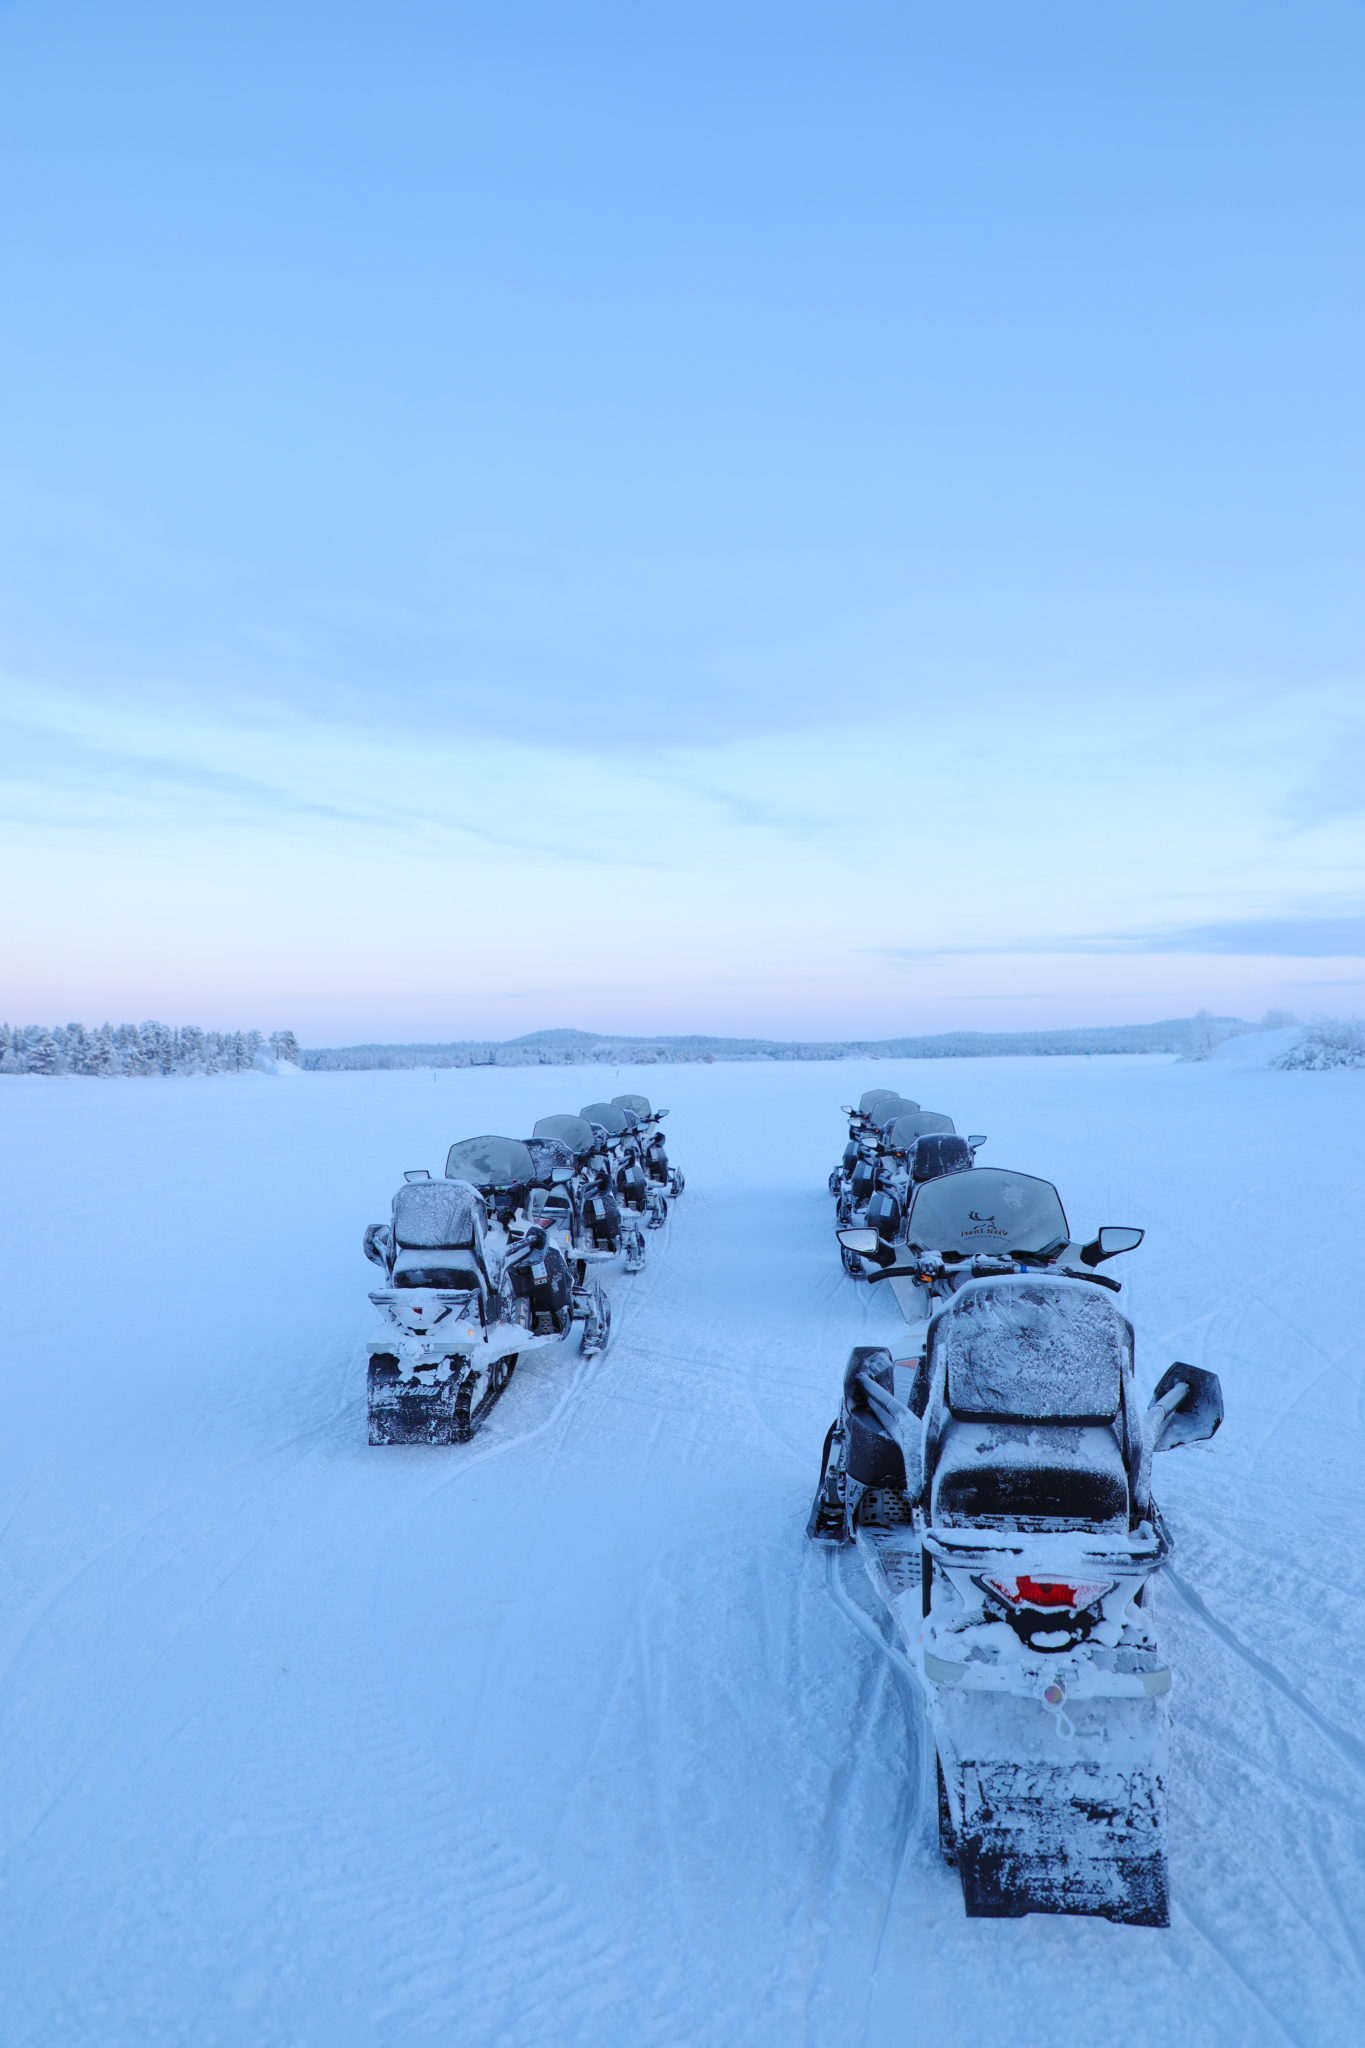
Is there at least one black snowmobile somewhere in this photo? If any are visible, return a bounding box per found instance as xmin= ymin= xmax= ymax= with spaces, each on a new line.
xmin=835 ymin=1110 xmax=984 ymax=1269
xmin=362 ymin=1142 xmax=610 ymax=1446
xmin=808 ymin=1274 xmax=1223 ymax=1926
xmin=531 ymin=1113 xmax=654 ymax=1258
xmin=608 ymin=1094 xmax=684 ymax=1200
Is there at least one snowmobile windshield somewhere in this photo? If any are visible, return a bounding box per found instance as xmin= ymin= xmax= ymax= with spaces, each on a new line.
xmin=580 ymin=1102 xmax=629 ymax=1135
xmin=887 ymin=1111 xmax=956 ymax=1148
xmin=524 ymin=1136 xmax=576 ymax=1181
xmin=444 ymin=1135 xmax=535 ymax=1189
xmin=533 ymin=1114 xmax=598 ymax=1155
xmin=393 ymin=1178 xmax=486 ymax=1249
xmin=612 ymin=1094 xmax=652 ymax=1117
xmin=933 ymin=1278 xmax=1131 ymax=1423
xmin=906 ymin=1165 xmax=1067 ymax=1258
xmin=859 ymin=1088 xmax=907 ymax=1118
xmin=874 ymin=1098 xmax=919 ymax=1131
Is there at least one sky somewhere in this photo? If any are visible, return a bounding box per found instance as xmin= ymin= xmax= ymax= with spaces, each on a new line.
xmin=1 ymin=0 xmax=1362 ymax=1043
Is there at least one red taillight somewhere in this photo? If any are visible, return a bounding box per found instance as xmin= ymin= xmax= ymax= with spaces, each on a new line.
xmin=983 ymin=1574 xmax=1114 ymax=1611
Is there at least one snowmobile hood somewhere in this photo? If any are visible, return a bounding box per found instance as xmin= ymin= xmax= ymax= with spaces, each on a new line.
xmin=580 ymin=1102 xmax=630 ymax=1135
xmin=533 ymin=1114 xmax=598 ymax=1155
xmin=445 ymin=1134 xmax=535 ymax=1189
xmin=887 ymin=1110 xmax=956 ymax=1148
xmin=906 ymin=1164 xmax=1068 ymax=1259
xmin=929 ymin=1275 xmax=1132 ymax=1424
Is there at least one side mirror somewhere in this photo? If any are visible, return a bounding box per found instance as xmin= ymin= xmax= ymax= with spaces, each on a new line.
xmin=838 ymin=1228 xmax=880 ymax=1256
xmin=967 ymin=1134 xmax=987 ymax=1150
xmin=840 ymin=1105 xmax=854 ymax=1116
xmin=1080 ymin=1225 xmax=1144 ymax=1268
xmin=403 ymin=1168 xmax=431 ymax=1182
xmin=363 ymin=1223 xmax=392 ymax=1268
xmin=1148 ymin=1363 xmax=1224 ymax=1452
xmin=551 ymin=1166 xmax=573 ymax=1183
xmin=656 ymin=1108 xmax=669 ymax=1119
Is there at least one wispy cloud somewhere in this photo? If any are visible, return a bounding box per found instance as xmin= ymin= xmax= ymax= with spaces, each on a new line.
xmin=880 ymin=912 xmax=1365 ymax=961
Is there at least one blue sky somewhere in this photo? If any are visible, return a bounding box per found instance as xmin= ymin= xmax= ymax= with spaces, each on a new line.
xmin=2 ymin=0 xmax=1362 ymax=1040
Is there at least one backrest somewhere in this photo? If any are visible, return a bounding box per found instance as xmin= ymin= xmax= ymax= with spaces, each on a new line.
xmin=910 ymin=1133 xmax=972 ymax=1181
xmin=905 ymin=1165 xmax=1068 ymax=1258
xmin=929 ymin=1276 xmax=1130 ymax=1424
xmin=392 ymin=1178 xmax=486 ymax=1249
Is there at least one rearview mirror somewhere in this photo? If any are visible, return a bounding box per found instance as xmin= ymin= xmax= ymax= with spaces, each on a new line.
xmin=403 ymin=1169 xmax=431 ymax=1182
xmin=967 ymin=1134 xmax=987 ymax=1150
xmin=837 ymin=1228 xmax=880 ymax=1256
xmin=1080 ymin=1225 xmax=1144 ymax=1267
xmin=1148 ymin=1363 xmax=1223 ymax=1452
xmin=840 ymin=1105 xmax=854 ymax=1116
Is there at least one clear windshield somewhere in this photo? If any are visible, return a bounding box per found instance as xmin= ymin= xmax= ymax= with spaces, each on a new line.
xmin=858 ymin=1088 xmax=906 ymax=1117
xmin=580 ymin=1102 xmax=629 ymax=1134
xmin=905 ymin=1166 xmax=1068 ymax=1256
xmin=444 ymin=1134 xmax=535 ymax=1188
xmin=933 ymin=1278 xmax=1130 ymax=1422
xmin=873 ymin=1097 xmax=920 ymax=1130
xmin=533 ymin=1114 xmax=598 ymax=1154
xmin=612 ymin=1094 xmax=651 ymax=1116
xmin=887 ymin=1111 xmax=955 ymax=1147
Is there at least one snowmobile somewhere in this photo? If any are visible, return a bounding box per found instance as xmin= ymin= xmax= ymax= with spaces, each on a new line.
xmin=835 ymin=1111 xmax=985 ymax=1267
xmin=609 ymin=1094 xmax=685 ymax=1199
xmin=808 ymin=1275 xmax=1223 ymax=1925
xmin=829 ymin=1089 xmax=917 ymax=1193
xmin=531 ymin=1113 xmax=653 ymax=1259
xmin=362 ymin=1151 xmax=610 ymax=1446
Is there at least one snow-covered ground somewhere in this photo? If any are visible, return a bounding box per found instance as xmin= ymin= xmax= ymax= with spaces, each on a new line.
xmin=1 ymin=1053 xmax=1362 ymax=2046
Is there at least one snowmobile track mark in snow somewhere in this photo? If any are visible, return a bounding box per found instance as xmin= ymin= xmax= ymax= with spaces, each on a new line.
xmin=1169 ymin=1569 xmax=1365 ymax=1782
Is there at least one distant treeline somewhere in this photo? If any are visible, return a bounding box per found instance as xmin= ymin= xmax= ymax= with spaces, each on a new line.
xmin=300 ymin=1016 xmax=1256 ymax=1071
xmin=1 ymin=1023 xmax=300 ymax=1077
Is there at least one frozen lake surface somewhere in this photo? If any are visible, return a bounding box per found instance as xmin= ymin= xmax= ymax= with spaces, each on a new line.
xmin=1 ymin=1050 xmax=1362 ymax=2046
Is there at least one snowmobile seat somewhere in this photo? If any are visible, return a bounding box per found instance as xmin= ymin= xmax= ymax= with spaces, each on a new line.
xmin=389 ymin=1179 xmax=491 ymax=1297
xmin=910 ymin=1134 xmax=973 ymax=1182
xmin=924 ymin=1277 xmax=1135 ymax=1528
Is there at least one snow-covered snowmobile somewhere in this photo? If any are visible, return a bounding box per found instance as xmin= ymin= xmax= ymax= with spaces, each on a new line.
xmin=608 ymin=1094 xmax=684 ymax=1199
xmin=531 ymin=1113 xmax=652 ymax=1261
xmin=808 ymin=1275 xmax=1223 ymax=1925
xmin=362 ymin=1150 xmax=610 ymax=1446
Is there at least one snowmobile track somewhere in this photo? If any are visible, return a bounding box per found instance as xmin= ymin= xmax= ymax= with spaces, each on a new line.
xmin=1169 ymin=1569 xmax=1365 ymax=1781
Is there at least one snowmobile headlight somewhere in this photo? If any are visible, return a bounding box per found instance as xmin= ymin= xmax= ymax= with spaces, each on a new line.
xmin=980 ymin=1574 xmax=1115 ymax=1613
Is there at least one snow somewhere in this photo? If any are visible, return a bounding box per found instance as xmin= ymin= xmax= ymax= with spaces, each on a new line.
xmin=1 ymin=1051 xmax=1362 ymax=2044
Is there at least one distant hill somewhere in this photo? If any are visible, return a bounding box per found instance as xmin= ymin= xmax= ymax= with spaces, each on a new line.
xmin=300 ymin=1016 xmax=1253 ymax=1070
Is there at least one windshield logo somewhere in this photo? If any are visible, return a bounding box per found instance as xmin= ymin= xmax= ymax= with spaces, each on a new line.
xmin=961 ymin=1208 xmax=1008 ymax=1240
xmin=969 ymin=1211 xmax=994 ymax=1225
